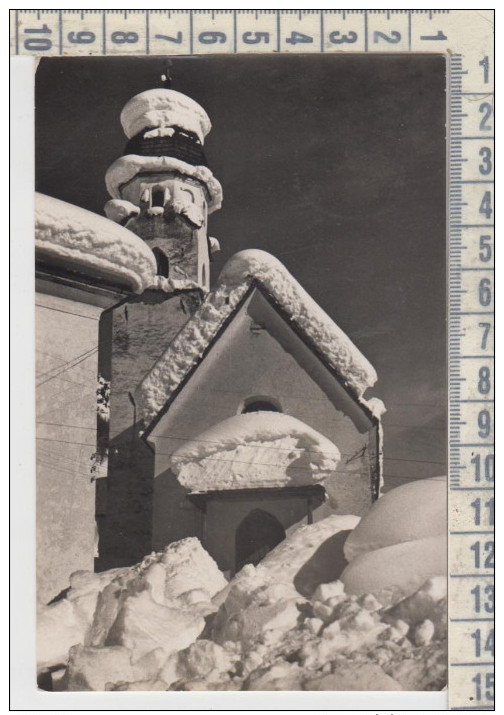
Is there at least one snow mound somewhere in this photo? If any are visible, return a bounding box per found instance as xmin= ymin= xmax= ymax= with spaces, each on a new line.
xmin=137 ymin=249 xmax=379 ymax=426
xmin=170 ymin=412 xmax=341 ymax=492
xmin=120 ymin=89 xmax=211 ymax=144
xmin=35 ymin=193 xmax=157 ymax=293
xmin=344 ymin=476 xmax=447 ymax=562
xmin=341 ymin=535 xmax=447 ymax=604
xmin=105 ymin=155 xmax=222 ymax=214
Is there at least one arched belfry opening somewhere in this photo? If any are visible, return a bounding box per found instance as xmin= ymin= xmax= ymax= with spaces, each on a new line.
xmin=151 ymin=187 xmax=165 ymax=208
xmin=152 ymin=247 xmax=169 ymax=278
xmin=235 ymin=509 xmax=285 ymax=573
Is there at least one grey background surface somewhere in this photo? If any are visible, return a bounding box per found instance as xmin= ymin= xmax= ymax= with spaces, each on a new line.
xmin=35 ymin=54 xmax=447 ymax=490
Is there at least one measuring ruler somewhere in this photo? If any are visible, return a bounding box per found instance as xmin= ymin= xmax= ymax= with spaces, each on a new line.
xmin=11 ymin=9 xmax=494 ymax=710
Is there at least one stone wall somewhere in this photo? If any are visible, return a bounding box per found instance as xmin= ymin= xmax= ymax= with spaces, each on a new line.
xmin=95 ymin=289 xmax=202 ymax=571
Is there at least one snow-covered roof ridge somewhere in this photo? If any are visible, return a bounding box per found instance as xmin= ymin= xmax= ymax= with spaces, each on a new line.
xmin=136 ymin=249 xmax=379 ymax=428
xmin=120 ymin=89 xmax=212 ymax=144
xmin=105 ymin=155 xmax=223 ymax=214
xmin=35 ymin=192 xmax=158 ymax=294
xmin=171 ymin=412 xmax=341 ymax=492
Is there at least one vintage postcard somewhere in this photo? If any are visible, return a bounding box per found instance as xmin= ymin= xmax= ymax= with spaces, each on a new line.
xmin=10 ymin=9 xmax=494 ymax=711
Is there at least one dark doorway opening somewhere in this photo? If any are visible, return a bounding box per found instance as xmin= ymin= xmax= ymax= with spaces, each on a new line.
xmin=152 ymin=248 xmax=169 ymax=278
xmin=235 ymin=508 xmax=285 ymax=573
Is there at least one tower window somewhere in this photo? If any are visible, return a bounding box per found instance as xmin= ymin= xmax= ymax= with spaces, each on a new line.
xmin=152 ymin=248 xmax=169 ymax=278
xmin=151 ymin=188 xmax=165 ymax=208
xmin=241 ymin=397 xmax=282 ymax=414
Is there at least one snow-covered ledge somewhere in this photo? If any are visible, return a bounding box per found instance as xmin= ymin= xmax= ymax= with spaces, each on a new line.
xmin=35 ymin=192 xmax=157 ymax=294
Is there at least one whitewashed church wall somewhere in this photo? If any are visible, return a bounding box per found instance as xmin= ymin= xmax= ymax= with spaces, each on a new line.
xmin=150 ymin=299 xmax=375 ymax=548
xmin=35 ymin=292 xmax=100 ymax=603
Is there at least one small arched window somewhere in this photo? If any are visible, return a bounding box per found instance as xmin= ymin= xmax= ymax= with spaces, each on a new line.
xmin=151 ymin=188 xmax=165 ymax=208
xmin=201 ymin=264 xmax=207 ymax=287
xmin=152 ymin=247 xmax=169 ymax=278
xmin=241 ymin=398 xmax=282 ymax=414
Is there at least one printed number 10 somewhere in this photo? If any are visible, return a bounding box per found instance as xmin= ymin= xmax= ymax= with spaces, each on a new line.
xmin=470 ymin=454 xmax=494 ymax=482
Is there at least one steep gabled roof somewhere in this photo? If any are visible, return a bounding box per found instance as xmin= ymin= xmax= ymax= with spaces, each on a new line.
xmin=136 ymin=250 xmax=384 ymax=432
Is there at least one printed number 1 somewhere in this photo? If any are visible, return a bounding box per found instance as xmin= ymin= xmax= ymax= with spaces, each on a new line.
xmin=479 ymin=56 xmax=490 ymax=84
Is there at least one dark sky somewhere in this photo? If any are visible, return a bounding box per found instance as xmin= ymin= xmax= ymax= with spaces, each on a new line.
xmin=35 ymin=54 xmax=447 ymax=490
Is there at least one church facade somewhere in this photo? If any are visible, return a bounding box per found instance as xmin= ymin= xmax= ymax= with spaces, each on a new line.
xmin=35 ymin=84 xmax=384 ymax=601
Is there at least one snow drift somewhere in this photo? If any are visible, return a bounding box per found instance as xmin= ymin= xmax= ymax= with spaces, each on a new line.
xmin=341 ymin=476 xmax=447 ymax=603
xmin=343 ymin=476 xmax=447 ymax=561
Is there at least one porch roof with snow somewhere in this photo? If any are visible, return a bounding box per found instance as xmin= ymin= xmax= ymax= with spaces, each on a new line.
xmin=170 ymin=412 xmax=340 ymax=493
xmin=137 ymin=250 xmax=384 ymax=435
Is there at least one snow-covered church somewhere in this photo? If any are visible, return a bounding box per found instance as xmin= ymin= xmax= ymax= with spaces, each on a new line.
xmin=36 ymin=85 xmax=385 ymax=602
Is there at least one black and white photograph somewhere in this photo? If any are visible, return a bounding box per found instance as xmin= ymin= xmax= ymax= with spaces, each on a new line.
xmin=33 ymin=53 xmax=447 ymax=693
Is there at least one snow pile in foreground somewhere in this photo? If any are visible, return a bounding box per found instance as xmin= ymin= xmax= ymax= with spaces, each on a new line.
xmin=35 ymin=193 xmax=157 ymax=294
xmin=37 ymin=480 xmax=447 ymax=692
xmin=171 ymin=412 xmax=341 ymax=492
xmin=137 ymin=249 xmax=379 ymax=425
xmin=37 ymin=538 xmax=226 ymax=676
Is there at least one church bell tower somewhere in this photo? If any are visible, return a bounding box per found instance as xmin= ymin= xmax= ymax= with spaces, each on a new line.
xmin=96 ymin=81 xmax=223 ymax=570
xmin=104 ymin=86 xmax=222 ymax=289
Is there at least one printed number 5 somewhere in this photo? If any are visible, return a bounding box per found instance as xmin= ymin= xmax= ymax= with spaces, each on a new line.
xmin=479 ymin=235 xmax=492 ymax=262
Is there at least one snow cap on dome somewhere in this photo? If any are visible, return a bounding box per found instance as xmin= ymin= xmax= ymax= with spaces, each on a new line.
xmin=120 ymin=89 xmax=211 ymax=144
xmin=105 ymin=155 xmax=223 ymax=213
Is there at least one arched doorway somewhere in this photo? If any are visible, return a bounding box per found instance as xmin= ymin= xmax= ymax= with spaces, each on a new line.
xmin=235 ymin=509 xmax=286 ymax=573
